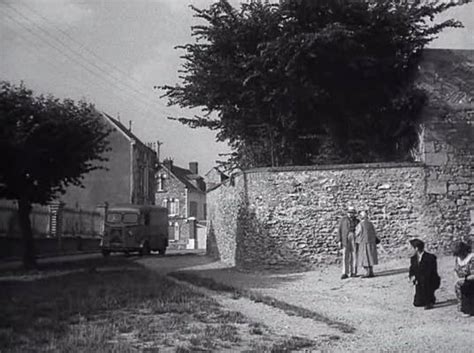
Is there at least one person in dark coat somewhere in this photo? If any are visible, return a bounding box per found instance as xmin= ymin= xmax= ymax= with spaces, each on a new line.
xmin=408 ymin=239 xmax=440 ymax=310
xmin=338 ymin=206 xmax=359 ymax=279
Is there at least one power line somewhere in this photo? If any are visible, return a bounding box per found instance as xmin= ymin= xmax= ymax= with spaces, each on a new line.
xmin=14 ymin=0 xmax=172 ymax=111
xmin=2 ymin=3 xmax=172 ymax=114
xmin=0 ymin=12 xmax=173 ymax=125
xmin=1 ymin=21 xmax=121 ymax=116
xmin=2 ymin=3 xmax=158 ymax=111
xmin=14 ymin=1 xmax=172 ymax=108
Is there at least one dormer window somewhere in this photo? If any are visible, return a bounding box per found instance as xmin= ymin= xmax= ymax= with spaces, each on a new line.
xmin=157 ymin=173 xmax=167 ymax=192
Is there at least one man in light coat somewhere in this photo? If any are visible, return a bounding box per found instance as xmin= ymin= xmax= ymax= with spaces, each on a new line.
xmin=338 ymin=206 xmax=359 ymax=279
xmin=355 ymin=210 xmax=378 ymax=278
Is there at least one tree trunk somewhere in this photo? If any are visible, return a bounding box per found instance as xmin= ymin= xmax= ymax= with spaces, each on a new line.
xmin=18 ymin=197 xmax=37 ymax=269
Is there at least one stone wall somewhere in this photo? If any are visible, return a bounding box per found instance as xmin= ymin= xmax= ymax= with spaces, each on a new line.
xmin=207 ymin=163 xmax=428 ymax=268
xmin=207 ymin=105 xmax=473 ymax=268
xmin=417 ymin=105 xmax=474 ymax=250
xmin=207 ymin=49 xmax=474 ymax=269
xmin=207 ymin=175 xmax=246 ymax=266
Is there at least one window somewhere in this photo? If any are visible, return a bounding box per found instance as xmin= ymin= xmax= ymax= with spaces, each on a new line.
xmin=144 ymin=167 xmax=149 ymax=196
xmin=106 ymin=213 xmax=122 ymax=223
xmin=189 ymin=201 xmax=198 ymax=218
xmin=106 ymin=213 xmax=139 ymax=224
xmin=123 ymin=213 xmax=139 ymax=224
xmin=174 ymin=222 xmax=180 ymax=240
xmin=168 ymin=221 xmax=175 ymax=240
xmin=163 ymin=198 xmax=179 ymax=216
xmin=157 ymin=174 xmax=165 ymax=191
xmin=138 ymin=167 xmax=144 ymax=197
xmin=170 ymin=199 xmax=179 ymax=216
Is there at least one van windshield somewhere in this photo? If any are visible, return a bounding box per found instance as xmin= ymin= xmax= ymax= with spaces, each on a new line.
xmin=106 ymin=212 xmax=139 ymax=224
xmin=106 ymin=212 xmax=122 ymax=223
xmin=123 ymin=213 xmax=139 ymax=223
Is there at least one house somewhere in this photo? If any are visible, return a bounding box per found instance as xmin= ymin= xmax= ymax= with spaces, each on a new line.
xmin=155 ymin=159 xmax=207 ymax=249
xmin=204 ymin=167 xmax=229 ymax=191
xmin=1 ymin=113 xmax=158 ymax=242
xmin=59 ymin=113 xmax=158 ymax=210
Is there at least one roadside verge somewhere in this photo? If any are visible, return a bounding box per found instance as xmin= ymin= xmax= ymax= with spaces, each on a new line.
xmin=168 ymin=270 xmax=355 ymax=334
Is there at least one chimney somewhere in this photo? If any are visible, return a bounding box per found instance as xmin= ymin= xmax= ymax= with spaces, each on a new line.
xmin=155 ymin=140 xmax=162 ymax=161
xmin=147 ymin=141 xmax=162 ymax=161
xmin=128 ymin=120 xmax=133 ymax=131
xmin=163 ymin=158 xmax=173 ymax=170
xmin=189 ymin=162 xmax=198 ymax=175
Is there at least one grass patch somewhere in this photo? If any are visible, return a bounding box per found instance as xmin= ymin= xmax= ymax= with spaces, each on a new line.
xmin=169 ymin=271 xmax=356 ymax=334
xmin=269 ymin=336 xmax=316 ymax=352
xmin=245 ymin=336 xmax=316 ymax=353
xmin=0 ymin=259 xmax=268 ymax=352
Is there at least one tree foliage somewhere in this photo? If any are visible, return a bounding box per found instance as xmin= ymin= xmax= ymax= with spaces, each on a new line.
xmin=161 ymin=0 xmax=471 ymax=168
xmin=0 ymin=81 xmax=111 ymax=267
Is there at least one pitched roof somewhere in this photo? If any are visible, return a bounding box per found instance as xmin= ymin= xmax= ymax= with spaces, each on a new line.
xmin=419 ymin=49 xmax=474 ymax=105
xmin=204 ymin=166 xmax=228 ymax=178
xmin=103 ymin=113 xmax=150 ymax=149
xmin=163 ymin=164 xmax=206 ymax=193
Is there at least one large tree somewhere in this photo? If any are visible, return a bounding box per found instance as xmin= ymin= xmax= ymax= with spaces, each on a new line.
xmin=161 ymin=0 xmax=471 ymax=168
xmin=0 ymin=81 xmax=110 ymax=269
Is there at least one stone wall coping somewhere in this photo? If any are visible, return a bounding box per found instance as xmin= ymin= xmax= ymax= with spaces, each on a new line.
xmin=207 ymin=161 xmax=424 ymax=193
xmin=243 ymin=161 xmax=424 ymax=174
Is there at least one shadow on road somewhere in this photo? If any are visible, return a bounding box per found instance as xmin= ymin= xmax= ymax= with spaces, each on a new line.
xmin=375 ymin=268 xmax=408 ymax=278
xmin=434 ymin=299 xmax=458 ymax=309
xmin=0 ymin=254 xmax=135 ymax=277
xmin=0 ymin=250 xmax=206 ymax=275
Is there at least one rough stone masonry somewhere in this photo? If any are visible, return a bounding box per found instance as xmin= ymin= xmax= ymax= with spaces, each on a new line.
xmin=207 ymin=163 xmax=426 ymax=268
xmin=207 ymin=49 xmax=474 ymax=269
xmin=207 ymin=105 xmax=473 ymax=269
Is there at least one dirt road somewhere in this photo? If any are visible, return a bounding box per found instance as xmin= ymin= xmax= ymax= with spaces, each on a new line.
xmin=137 ymin=253 xmax=474 ymax=352
xmin=3 ymin=251 xmax=471 ymax=351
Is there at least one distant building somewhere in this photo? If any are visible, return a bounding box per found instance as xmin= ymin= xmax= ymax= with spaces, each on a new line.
xmin=60 ymin=113 xmax=157 ymax=209
xmin=204 ymin=167 xmax=229 ymax=191
xmin=155 ymin=159 xmax=207 ymax=249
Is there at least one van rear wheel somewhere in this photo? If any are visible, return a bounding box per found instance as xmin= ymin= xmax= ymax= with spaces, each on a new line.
xmin=140 ymin=242 xmax=151 ymax=256
xmin=158 ymin=247 xmax=166 ymax=256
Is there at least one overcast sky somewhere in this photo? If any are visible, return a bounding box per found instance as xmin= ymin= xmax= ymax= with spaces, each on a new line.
xmin=1 ymin=0 xmax=473 ymax=174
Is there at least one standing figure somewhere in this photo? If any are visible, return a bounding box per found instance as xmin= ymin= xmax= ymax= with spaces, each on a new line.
xmin=338 ymin=206 xmax=359 ymax=279
xmin=408 ymin=239 xmax=440 ymax=310
xmin=355 ymin=210 xmax=378 ymax=278
xmin=453 ymin=241 xmax=474 ymax=317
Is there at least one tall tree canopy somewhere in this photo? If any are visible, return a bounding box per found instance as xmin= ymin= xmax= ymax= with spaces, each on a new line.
xmin=0 ymin=81 xmax=110 ymax=268
xmin=161 ymin=0 xmax=471 ymax=168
